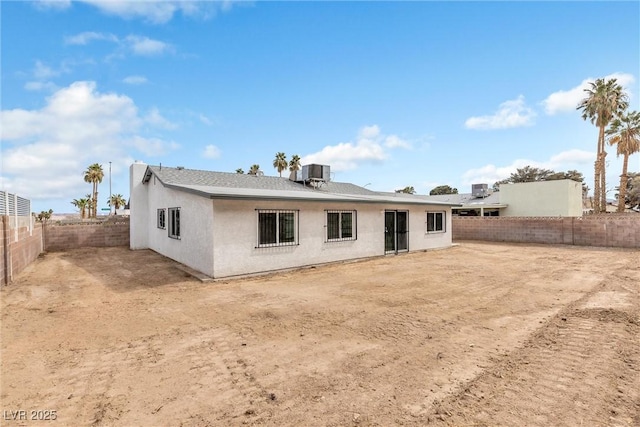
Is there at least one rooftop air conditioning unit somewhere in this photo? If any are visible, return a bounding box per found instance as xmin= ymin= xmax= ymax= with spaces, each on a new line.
xmin=301 ymin=164 xmax=330 ymax=182
xmin=472 ymin=183 xmax=489 ymax=198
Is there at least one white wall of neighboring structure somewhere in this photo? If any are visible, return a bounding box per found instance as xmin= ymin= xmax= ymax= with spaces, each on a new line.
xmin=499 ymin=179 xmax=583 ymax=217
xmin=130 ymin=162 xmax=150 ymax=250
xmin=211 ymin=200 xmax=452 ymax=278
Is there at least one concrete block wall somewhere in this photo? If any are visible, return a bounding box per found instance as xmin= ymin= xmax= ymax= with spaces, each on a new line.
xmin=44 ymin=218 xmax=130 ymax=251
xmin=1 ymin=215 xmax=44 ymax=285
xmin=453 ymin=216 xmax=640 ymax=248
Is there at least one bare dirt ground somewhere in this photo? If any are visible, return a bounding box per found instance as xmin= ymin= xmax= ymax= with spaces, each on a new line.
xmin=1 ymin=242 xmax=639 ymax=426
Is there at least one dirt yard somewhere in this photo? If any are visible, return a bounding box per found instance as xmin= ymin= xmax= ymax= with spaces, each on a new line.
xmin=1 ymin=242 xmax=638 ymax=426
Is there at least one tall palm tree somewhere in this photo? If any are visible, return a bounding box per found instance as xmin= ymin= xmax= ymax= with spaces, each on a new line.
xmin=248 ymin=164 xmax=261 ymax=175
xmin=577 ymin=78 xmax=629 ymax=213
xmin=289 ymin=154 xmax=301 ymax=172
xmin=273 ymin=152 xmax=287 ymax=177
xmin=606 ymin=110 xmax=640 ymax=212
xmin=83 ymin=163 xmax=104 ymax=218
xmin=108 ymin=194 xmax=127 ymax=213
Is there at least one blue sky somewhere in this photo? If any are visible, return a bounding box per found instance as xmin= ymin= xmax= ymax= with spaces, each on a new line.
xmin=1 ymin=1 xmax=639 ymax=214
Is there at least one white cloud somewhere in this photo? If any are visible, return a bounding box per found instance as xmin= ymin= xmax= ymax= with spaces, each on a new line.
xmin=145 ymin=108 xmax=178 ymax=130
xmin=33 ymin=60 xmax=61 ymax=80
xmin=301 ymin=125 xmax=409 ymax=171
xmin=203 ymin=145 xmax=222 ymax=159
xmin=24 ymin=81 xmax=58 ymax=92
xmin=129 ymin=136 xmax=180 ymax=157
xmin=64 ymin=31 xmax=118 ymax=45
xmin=123 ymin=75 xmax=148 ymax=85
xmin=0 ymin=81 xmax=178 ymax=200
xmin=384 ymin=135 xmax=411 ymax=149
xmin=75 ymin=0 xmax=234 ymax=24
xmin=465 ymin=95 xmax=536 ymax=130
xmin=125 ymin=35 xmax=173 ymax=56
xmin=198 ymin=114 xmax=214 ymax=126
xmin=542 ymin=72 xmax=636 ymax=115
xmin=33 ymin=0 xmax=71 ymax=11
xmin=461 ymin=149 xmax=596 ymax=186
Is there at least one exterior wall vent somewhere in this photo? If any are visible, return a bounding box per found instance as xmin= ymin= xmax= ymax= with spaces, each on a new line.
xmin=472 ymin=183 xmax=489 ymax=198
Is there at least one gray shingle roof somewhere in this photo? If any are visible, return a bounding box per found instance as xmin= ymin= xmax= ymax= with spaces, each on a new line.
xmin=143 ymin=165 xmax=460 ymax=206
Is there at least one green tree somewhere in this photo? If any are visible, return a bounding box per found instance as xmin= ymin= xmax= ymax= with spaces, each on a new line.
xmin=108 ymin=194 xmax=127 ymax=213
xmin=626 ymin=173 xmax=640 ymax=208
xmin=606 ymin=111 xmax=640 ymax=212
xmin=71 ymin=198 xmax=90 ymax=219
xmin=577 ymin=78 xmax=629 ymax=213
xmin=429 ymin=185 xmax=458 ymax=195
xmin=83 ymin=163 xmax=104 ymax=218
xmin=235 ymin=168 xmax=244 ymax=174
xmin=273 ymin=152 xmax=288 ymax=177
xmin=395 ymin=186 xmax=416 ymax=194
xmin=248 ymin=164 xmax=261 ymax=175
xmin=35 ymin=209 xmax=53 ymax=222
xmin=289 ymin=154 xmax=301 ymax=172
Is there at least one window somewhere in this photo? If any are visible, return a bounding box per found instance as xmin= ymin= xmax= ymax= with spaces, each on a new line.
xmin=168 ymin=207 xmax=181 ymax=239
xmin=157 ymin=209 xmax=166 ymax=229
xmin=427 ymin=211 xmax=445 ymax=233
xmin=326 ymin=210 xmax=356 ymax=242
xmin=257 ymin=209 xmax=298 ymax=247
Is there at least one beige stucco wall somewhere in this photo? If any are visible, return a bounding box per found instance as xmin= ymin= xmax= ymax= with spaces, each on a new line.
xmin=211 ymin=200 xmax=452 ymax=278
xmin=499 ymin=180 xmax=583 ymax=217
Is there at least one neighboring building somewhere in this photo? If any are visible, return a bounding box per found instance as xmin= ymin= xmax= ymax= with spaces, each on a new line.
xmin=425 ymin=180 xmax=583 ymax=217
xmin=130 ymin=162 xmax=459 ymax=279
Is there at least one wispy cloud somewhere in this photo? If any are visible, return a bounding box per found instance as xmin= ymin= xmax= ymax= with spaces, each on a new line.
xmin=465 ymin=95 xmax=536 ymax=130
xmin=542 ymin=72 xmax=635 ymax=115
xmin=301 ymin=125 xmax=410 ymax=172
xmin=44 ymin=0 xmax=242 ymax=24
xmin=122 ymin=75 xmax=148 ymax=85
xmin=64 ymin=31 xmax=118 ymax=45
xmin=125 ymin=35 xmax=174 ymax=56
xmin=203 ymin=144 xmax=222 ymax=159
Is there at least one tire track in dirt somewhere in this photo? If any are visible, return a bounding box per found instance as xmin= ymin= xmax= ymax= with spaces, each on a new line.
xmin=428 ymin=285 xmax=640 ymax=427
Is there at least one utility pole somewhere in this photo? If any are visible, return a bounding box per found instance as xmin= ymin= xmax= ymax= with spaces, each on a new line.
xmin=109 ymin=161 xmax=112 ymax=215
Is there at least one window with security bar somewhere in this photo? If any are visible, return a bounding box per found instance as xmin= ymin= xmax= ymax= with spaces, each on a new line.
xmin=426 ymin=211 xmax=445 ymax=233
xmin=326 ymin=210 xmax=356 ymax=242
xmin=257 ymin=210 xmax=298 ymax=247
xmin=168 ymin=207 xmax=180 ymax=239
xmin=157 ymin=209 xmax=166 ymax=229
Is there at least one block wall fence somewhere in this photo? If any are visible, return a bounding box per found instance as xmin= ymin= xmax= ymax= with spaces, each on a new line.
xmin=1 ymin=216 xmax=43 ymax=286
xmin=452 ymin=216 xmax=640 ymax=248
xmin=44 ymin=217 xmax=130 ymax=252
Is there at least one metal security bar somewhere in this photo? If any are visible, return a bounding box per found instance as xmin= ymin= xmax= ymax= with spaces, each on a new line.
xmin=256 ymin=209 xmax=299 ymax=248
xmin=325 ymin=210 xmax=357 ymax=242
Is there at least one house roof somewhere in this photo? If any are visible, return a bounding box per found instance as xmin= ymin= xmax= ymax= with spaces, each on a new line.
xmin=422 ymin=192 xmax=507 ymax=209
xmin=143 ymin=165 xmax=460 ymax=206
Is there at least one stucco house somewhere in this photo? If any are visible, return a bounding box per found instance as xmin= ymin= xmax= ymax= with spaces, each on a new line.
xmin=129 ymin=162 xmax=459 ymax=279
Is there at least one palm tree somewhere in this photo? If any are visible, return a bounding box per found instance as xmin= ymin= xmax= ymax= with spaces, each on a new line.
xmin=235 ymin=168 xmax=244 ymax=174
xmin=577 ymin=78 xmax=629 ymax=213
xmin=606 ymin=110 xmax=640 ymax=212
xmin=248 ymin=164 xmax=261 ymax=175
xmin=70 ymin=198 xmax=89 ymax=219
xmin=108 ymin=194 xmax=127 ymax=213
xmin=289 ymin=154 xmax=301 ymax=172
xmin=273 ymin=152 xmax=287 ymax=177
xmin=83 ymin=163 xmax=104 ymax=218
